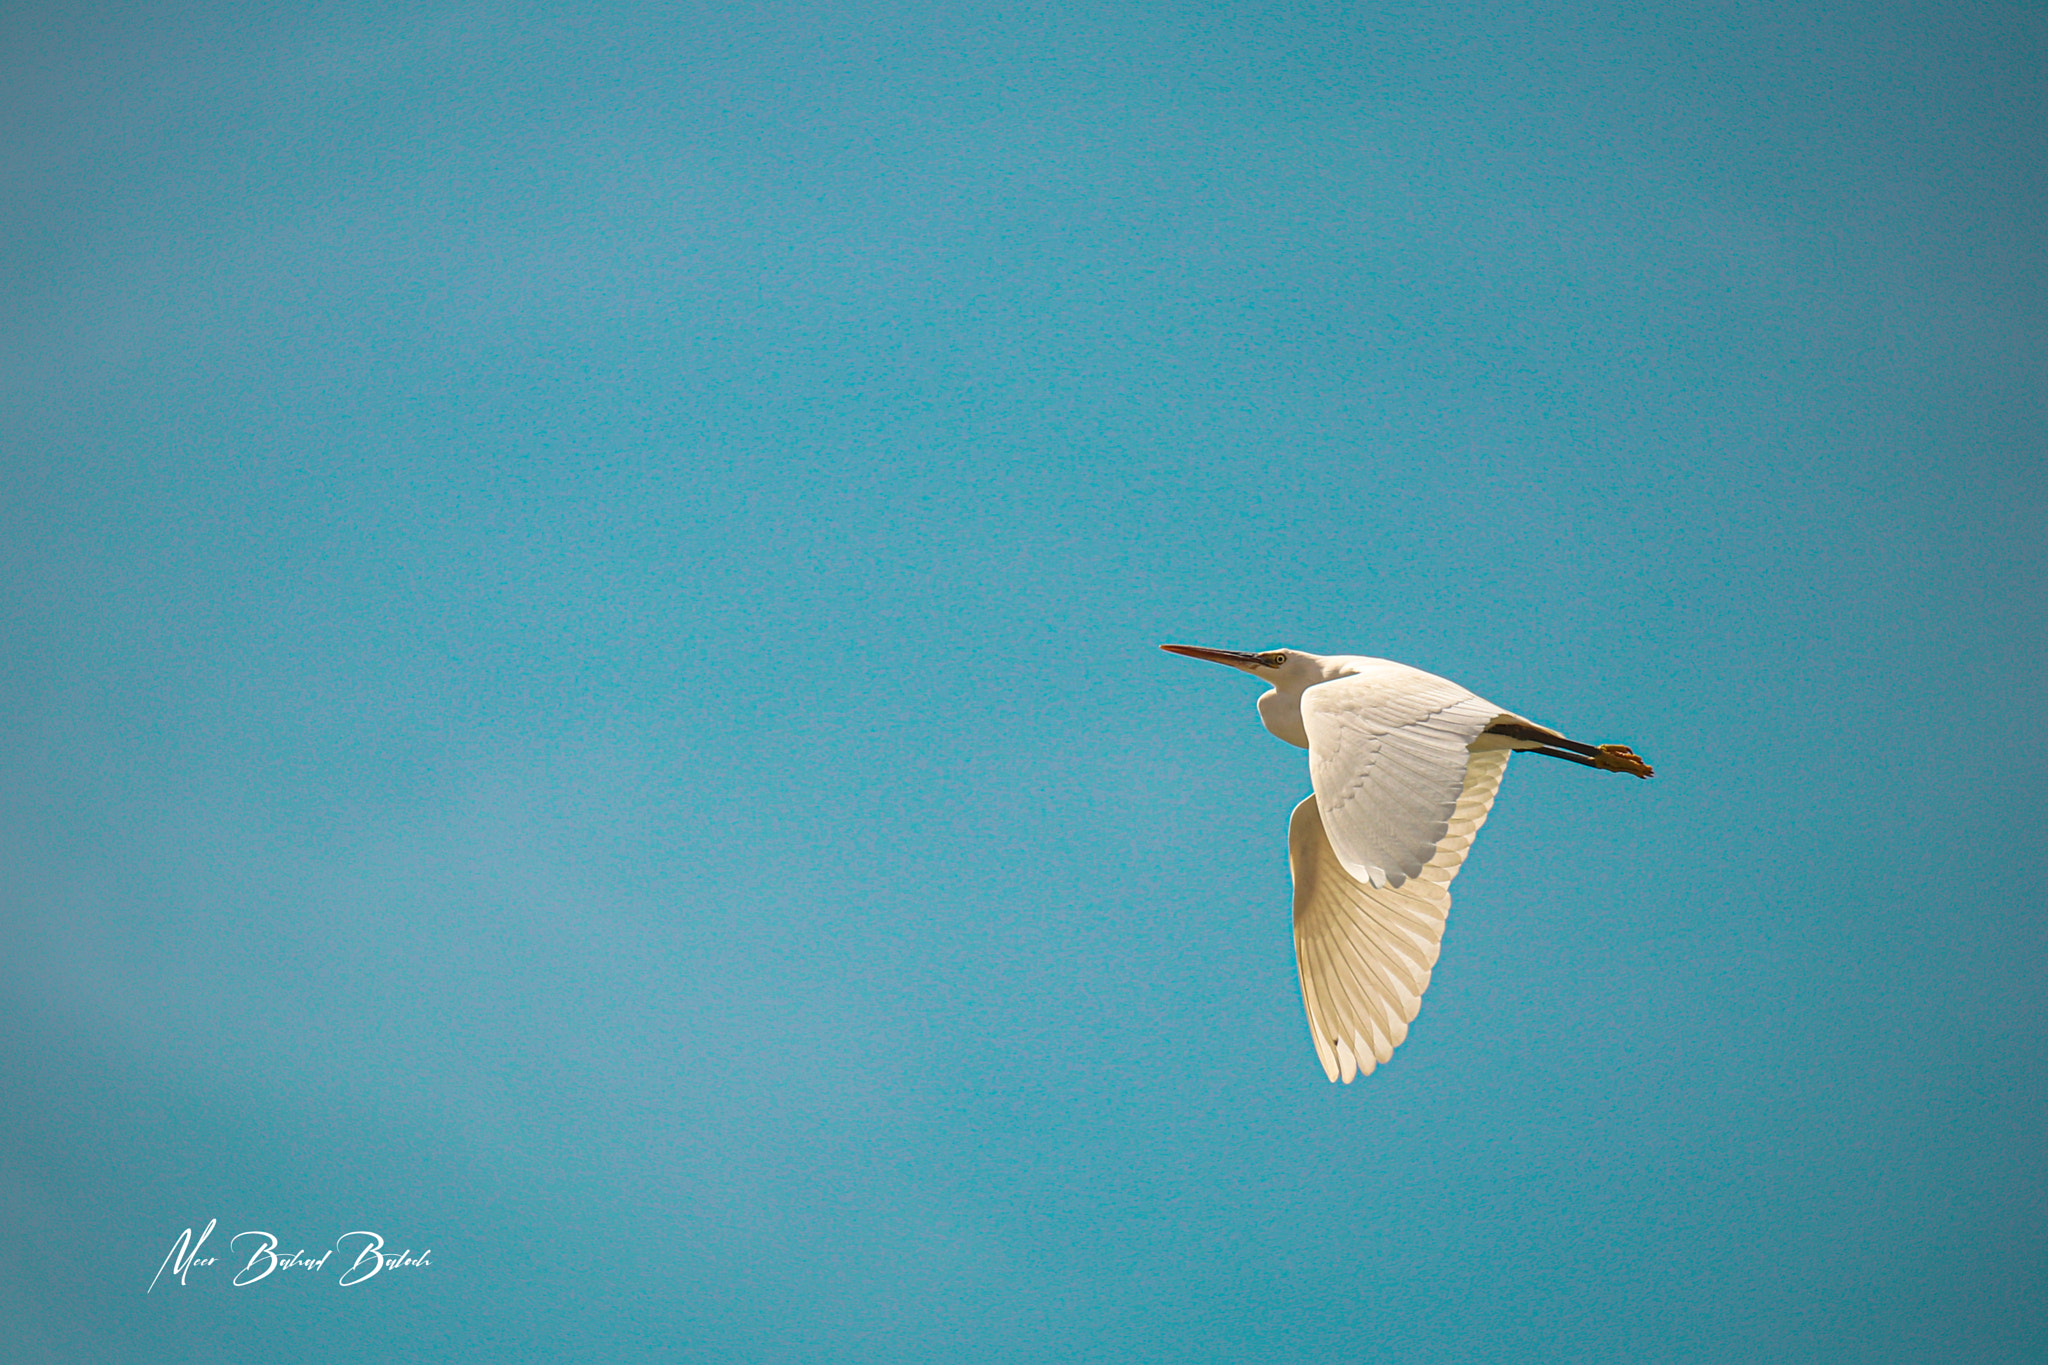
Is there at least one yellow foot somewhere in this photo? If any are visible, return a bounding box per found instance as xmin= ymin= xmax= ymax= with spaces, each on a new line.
xmin=1593 ymin=744 xmax=1654 ymax=778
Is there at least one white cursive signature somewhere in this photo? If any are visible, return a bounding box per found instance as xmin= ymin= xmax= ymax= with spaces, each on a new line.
xmin=335 ymin=1231 xmax=431 ymax=1286
xmin=149 ymin=1219 xmax=220 ymax=1292
xmin=148 ymin=1223 xmax=432 ymax=1290
xmin=231 ymin=1231 xmax=333 ymax=1285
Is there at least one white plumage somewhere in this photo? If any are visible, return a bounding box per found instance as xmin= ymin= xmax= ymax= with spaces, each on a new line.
xmin=1161 ymin=644 xmax=1651 ymax=1083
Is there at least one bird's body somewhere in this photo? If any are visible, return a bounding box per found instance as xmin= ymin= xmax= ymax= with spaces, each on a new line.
xmin=1161 ymin=644 xmax=1651 ymax=1083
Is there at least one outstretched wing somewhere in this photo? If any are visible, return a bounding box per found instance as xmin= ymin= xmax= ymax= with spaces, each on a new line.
xmin=1290 ymin=742 xmax=1511 ymax=1083
xmin=1300 ymin=662 xmax=1514 ymax=888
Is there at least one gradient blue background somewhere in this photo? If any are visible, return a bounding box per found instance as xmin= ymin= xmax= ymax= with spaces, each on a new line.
xmin=4 ymin=0 xmax=2043 ymax=1359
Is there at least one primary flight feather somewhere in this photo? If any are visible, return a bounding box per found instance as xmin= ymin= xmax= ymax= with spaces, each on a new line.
xmin=1161 ymin=644 xmax=1652 ymax=1083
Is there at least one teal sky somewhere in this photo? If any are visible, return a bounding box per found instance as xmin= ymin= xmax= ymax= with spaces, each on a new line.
xmin=4 ymin=0 xmax=2043 ymax=1359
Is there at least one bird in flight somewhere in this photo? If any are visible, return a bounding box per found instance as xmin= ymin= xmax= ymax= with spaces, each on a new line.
xmin=1161 ymin=643 xmax=1653 ymax=1083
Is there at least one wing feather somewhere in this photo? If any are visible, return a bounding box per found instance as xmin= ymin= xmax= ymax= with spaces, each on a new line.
xmin=1302 ymin=662 xmax=1515 ymax=888
xmin=1299 ymin=932 xmax=1356 ymax=1081
xmin=1289 ymin=745 xmax=1511 ymax=1082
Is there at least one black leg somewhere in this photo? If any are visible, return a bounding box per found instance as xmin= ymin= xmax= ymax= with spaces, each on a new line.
xmin=1485 ymin=721 xmax=1601 ymax=758
xmin=1527 ymin=745 xmax=1602 ymax=768
xmin=1487 ymin=722 xmax=1655 ymax=778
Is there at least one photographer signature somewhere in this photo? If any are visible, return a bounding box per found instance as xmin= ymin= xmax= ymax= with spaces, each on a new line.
xmin=149 ymin=1221 xmax=431 ymax=1291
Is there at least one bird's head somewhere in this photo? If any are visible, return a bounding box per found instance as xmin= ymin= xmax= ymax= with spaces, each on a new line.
xmin=1159 ymin=643 xmax=1331 ymax=747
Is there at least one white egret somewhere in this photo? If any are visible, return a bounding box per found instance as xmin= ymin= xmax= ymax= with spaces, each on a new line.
xmin=1161 ymin=644 xmax=1653 ymax=1083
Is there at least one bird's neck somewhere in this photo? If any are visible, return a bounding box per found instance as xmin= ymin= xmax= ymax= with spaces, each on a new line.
xmin=1257 ymin=688 xmax=1312 ymax=748
xmin=1253 ymin=654 xmax=1351 ymax=753
xmin=1256 ymin=653 xmax=1362 ymax=749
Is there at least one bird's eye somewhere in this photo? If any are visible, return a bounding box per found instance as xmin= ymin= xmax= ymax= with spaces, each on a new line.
xmin=1257 ymin=651 xmax=1287 ymax=668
